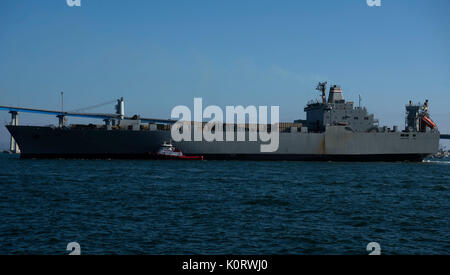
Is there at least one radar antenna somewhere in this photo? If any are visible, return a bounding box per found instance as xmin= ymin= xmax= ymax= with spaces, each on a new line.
xmin=316 ymin=82 xmax=327 ymax=104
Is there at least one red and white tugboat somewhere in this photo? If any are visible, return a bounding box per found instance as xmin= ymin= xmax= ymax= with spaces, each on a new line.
xmin=153 ymin=141 xmax=203 ymax=160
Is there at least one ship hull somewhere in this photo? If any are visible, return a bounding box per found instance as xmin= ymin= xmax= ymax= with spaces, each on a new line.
xmin=18 ymin=152 xmax=428 ymax=162
xmin=6 ymin=125 xmax=440 ymax=162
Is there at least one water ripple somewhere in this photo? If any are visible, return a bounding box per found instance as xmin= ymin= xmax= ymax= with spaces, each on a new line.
xmin=0 ymin=155 xmax=448 ymax=254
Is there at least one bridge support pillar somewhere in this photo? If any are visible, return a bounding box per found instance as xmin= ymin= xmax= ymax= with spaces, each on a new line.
xmin=57 ymin=115 xmax=67 ymax=127
xmin=8 ymin=111 xmax=20 ymax=154
xmin=104 ymin=119 xmax=112 ymax=130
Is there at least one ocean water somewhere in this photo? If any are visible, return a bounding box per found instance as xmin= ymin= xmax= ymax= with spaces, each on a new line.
xmin=0 ymin=154 xmax=448 ymax=255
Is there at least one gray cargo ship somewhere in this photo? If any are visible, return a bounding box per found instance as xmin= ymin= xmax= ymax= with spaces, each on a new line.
xmin=3 ymin=82 xmax=440 ymax=161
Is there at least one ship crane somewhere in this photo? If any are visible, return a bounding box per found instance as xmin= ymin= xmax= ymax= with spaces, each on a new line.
xmin=69 ymin=99 xmax=118 ymax=113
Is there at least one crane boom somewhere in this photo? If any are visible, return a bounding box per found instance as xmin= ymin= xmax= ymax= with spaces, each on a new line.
xmin=69 ymin=99 xmax=117 ymax=113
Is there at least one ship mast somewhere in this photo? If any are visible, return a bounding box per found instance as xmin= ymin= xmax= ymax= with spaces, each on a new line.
xmin=316 ymin=82 xmax=327 ymax=104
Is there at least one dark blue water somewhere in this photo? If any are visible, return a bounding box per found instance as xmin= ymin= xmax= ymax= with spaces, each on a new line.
xmin=0 ymin=154 xmax=448 ymax=255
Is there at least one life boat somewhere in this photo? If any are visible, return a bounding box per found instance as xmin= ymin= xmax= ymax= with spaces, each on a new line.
xmin=422 ymin=116 xmax=436 ymax=129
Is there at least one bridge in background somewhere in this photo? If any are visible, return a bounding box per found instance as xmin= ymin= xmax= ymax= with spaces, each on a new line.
xmin=0 ymin=105 xmax=176 ymax=125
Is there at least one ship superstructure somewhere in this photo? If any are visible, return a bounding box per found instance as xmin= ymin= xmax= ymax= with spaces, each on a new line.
xmin=299 ymin=82 xmax=379 ymax=133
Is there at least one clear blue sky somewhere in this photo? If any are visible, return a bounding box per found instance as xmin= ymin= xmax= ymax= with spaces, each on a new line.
xmin=1 ymin=0 xmax=449 ymax=149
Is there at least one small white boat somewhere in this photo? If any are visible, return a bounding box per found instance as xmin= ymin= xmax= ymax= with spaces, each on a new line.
xmin=157 ymin=141 xmax=183 ymax=157
xmin=152 ymin=141 xmax=204 ymax=160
